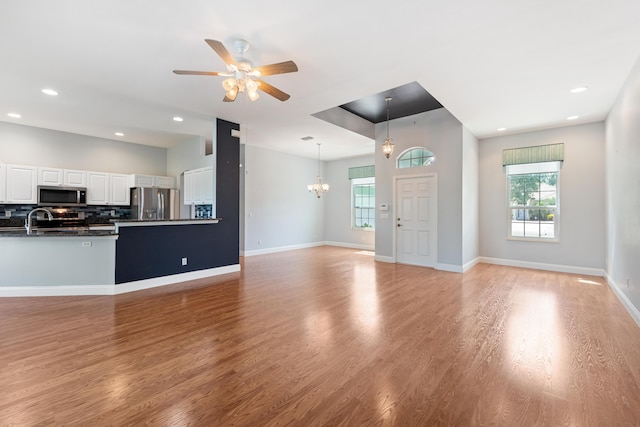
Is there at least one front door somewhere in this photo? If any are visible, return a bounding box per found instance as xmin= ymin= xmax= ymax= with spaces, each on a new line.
xmin=396 ymin=175 xmax=436 ymax=267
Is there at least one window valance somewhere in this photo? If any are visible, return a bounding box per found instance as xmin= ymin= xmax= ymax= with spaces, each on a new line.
xmin=348 ymin=165 xmax=375 ymax=180
xmin=502 ymin=143 xmax=564 ymax=166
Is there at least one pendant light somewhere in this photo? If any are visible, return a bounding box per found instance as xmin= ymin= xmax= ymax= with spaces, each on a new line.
xmin=382 ymin=96 xmax=395 ymax=159
xmin=308 ymin=142 xmax=329 ymax=198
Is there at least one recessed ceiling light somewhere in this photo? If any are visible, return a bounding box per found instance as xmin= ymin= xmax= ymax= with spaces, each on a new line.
xmin=114 ymin=132 xmax=124 ymax=137
xmin=41 ymin=88 xmax=58 ymax=96
xmin=7 ymin=112 xmax=21 ymax=119
xmin=567 ymin=115 xmax=579 ymax=121
xmin=497 ymin=127 xmax=507 ymax=132
xmin=570 ymin=86 xmax=589 ymax=93
xmin=173 ymin=116 xmax=183 ymax=122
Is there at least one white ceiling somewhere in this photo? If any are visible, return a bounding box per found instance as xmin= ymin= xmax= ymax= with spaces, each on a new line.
xmin=1 ymin=1 xmax=639 ymax=161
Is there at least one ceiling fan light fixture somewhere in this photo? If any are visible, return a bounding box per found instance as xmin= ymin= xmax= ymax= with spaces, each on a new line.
xmin=222 ymin=78 xmax=237 ymax=91
xmin=245 ymin=79 xmax=258 ymax=93
xmin=248 ymin=90 xmax=260 ymax=102
xmin=174 ymin=39 xmax=298 ymax=102
xmin=226 ymin=87 xmax=238 ymax=101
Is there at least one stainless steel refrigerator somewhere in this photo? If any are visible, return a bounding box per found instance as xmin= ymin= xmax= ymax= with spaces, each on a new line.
xmin=130 ymin=187 xmax=180 ymax=220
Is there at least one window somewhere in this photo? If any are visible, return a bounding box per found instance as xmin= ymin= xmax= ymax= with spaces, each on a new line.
xmin=352 ymin=177 xmax=375 ymax=230
xmin=397 ymin=147 xmax=435 ymax=169
xmin=506 ymin=162 xmax=560 ymax=240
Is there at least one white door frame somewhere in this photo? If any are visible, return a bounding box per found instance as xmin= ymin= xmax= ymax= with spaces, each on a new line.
xmin=392 ymin=173 xmax=438 ymax=265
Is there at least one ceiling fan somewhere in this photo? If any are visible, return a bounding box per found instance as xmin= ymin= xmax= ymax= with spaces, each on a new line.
xmin=173 ymin=39 xmax=298 ymax=102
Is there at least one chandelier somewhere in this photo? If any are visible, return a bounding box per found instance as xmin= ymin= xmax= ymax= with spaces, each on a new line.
xmin=382 ymin=96 xmax=395 ymax=158
xmin=308 ymin=142 xmax=329 ymax=198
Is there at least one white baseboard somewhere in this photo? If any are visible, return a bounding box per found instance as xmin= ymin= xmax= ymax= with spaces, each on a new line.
xmin=463 ymin=257 xmax=480 ymax=272
xmin=114 ymin=265 xmax=241 ymax=294
xmin=325 ymin=241 xmax=375 ymax=251
xmin=436 ymin=263 xmax=463 ymax=273
xmin=243 ymin=242 xmax=324 ymax=257
xmin=374 ymin=255 xmax=395 ymax=263
xmin=605 ymin=272 xmax=640 ymax=328
xmin=0 ymin=264 xmax=241 ymax=297
xmin=478 ymin=257 xmax=605 ymax=277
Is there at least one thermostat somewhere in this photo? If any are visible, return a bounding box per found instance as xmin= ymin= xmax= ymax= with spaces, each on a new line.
xmin=379 ymin=203 xmax=389 ymax=211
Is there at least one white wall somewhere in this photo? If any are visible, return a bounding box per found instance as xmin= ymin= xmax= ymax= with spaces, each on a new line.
xmin=375 ymin=108 xmax=464 ymax=267
xmin=324 ymin=155 xmax=376 ymax=250
xmin=462 ymin=128 xmax=479 ymax=268
xmin=243 ymin=144 xmax=325 ymax=254
xmin=0 ymin=121 xmax=166 ymax=174
xmin=167 ymin=134 xmax=213 ymax=218
xmin=605 ymin=55 xmax=640 ymax=319
xmin=478 ymin=122 xmax=605 ymax=272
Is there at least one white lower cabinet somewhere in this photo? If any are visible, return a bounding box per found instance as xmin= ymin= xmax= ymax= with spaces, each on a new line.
xmin=6 ymin=164 xmax=37 ymax=204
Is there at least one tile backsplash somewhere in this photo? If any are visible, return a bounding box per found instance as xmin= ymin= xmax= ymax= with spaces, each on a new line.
xmin=0 ymin=205 xmax=131 ymax=221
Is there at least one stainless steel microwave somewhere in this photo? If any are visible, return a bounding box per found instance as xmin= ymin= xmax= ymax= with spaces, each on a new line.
xmin=38 ymin=186 xmax=87 ymax=207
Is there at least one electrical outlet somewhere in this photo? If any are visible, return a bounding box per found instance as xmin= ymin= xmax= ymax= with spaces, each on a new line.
xmin=82 ymin=242 xmax=92 ymax=247
xmin=258 ymin=240 xmax=262 ymax=245
xmin=182 ymin=257 xmax=188 ymax=266
xmin=4 ymin=210 xmax=11 ymax=218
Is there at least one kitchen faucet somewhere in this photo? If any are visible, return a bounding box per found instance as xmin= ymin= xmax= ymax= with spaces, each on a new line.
xmin=25 ymin=208 xmax=53 ymax=235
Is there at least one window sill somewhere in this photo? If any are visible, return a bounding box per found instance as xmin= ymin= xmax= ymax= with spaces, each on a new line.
xmin=506 ymin=236 xmax=559 ymax=243
xmin=353 ymin=228 xmax=375 ymax=232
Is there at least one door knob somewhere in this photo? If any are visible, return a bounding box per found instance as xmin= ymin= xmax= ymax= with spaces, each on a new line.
xmin=397 ymin=223 xmax=403 ymax=227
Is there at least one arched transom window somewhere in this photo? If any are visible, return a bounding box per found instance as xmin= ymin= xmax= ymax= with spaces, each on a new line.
xmin=397 ymin=147 xmax=435 ymax=169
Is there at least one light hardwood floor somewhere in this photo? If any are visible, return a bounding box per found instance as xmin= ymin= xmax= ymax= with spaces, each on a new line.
xmin=1 ymin=246 xmax=640 ymax=426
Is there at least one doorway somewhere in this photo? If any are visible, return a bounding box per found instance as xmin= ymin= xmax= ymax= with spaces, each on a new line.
xmin=395 ymin=175 xmax=437 ymax=267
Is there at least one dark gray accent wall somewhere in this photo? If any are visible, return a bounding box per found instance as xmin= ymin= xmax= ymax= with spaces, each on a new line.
xmin=215 ymin=118 xmax=240 ymax=262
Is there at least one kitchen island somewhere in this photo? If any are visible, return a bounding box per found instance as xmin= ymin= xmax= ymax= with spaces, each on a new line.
xmin=0 ymin=218 xmax=240 ymax=296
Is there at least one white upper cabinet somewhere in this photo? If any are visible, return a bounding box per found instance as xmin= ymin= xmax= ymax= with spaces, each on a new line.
xmin=38 ymin=167 xmax=63 ymax=186
xmin=0 ymin=164 xmax=6 ymax=202
xmin=86 ymin=171 xmax=109 ymax=205
xmin=183 ymin=167 xmax=212 ymax=205
xmin=38 ymin=167 xmax=87 ymax=187
xmin=6 ymin=164 xmax=37 ymax=204
xmin=109 ymin=173 xmax=130 ymax=205
xmin=130 ymin=174 xmax=176 ymax=189
xmin=202 ymin=167 xmax=213 ymax=204
xmin=130 ymin=174 xmax=155 ymax=188
xmin=64 ymin=169 xmax=87 ymax=187
xmin=155 ymin=175 xmax=176 ymax=189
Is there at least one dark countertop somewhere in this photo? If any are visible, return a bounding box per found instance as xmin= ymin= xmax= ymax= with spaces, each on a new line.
xmin=113 ymin=218 xmax=221 ymax=223
xmin=114 ymin=218 xmax=220 ymax=228
xmin=0 ymin=227 xmax=118 ymax=238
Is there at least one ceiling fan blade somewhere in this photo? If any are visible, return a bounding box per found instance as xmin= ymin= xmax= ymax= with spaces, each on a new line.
xmin=173 ymin=70 xmax=224 ymax=76
xmin=253 ymin=61 xmax=298 ymax=76
xmin=205 ymin=39 xmax=237 ymax=66
xmin=256 ymin=80 xmax=291 ymax=101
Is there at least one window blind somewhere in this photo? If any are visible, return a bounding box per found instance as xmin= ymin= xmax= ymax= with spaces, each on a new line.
xmin=502 ymin=143 xmax=564 ymax=166
xmin=348 ymin=165 xmax=375 ymax=180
